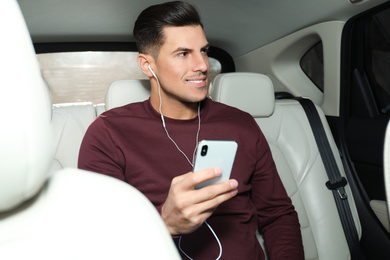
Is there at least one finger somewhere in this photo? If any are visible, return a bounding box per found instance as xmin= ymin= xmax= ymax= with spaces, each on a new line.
xmin=183 ymin=180 xmax=238 ymax=214
xmin=187 ymin=185 xmax=239 ymax=220
xmin=188 ymin=167 xmax=223 ymax=188
xmin=196 ymin=179 xmax=238 ymax=201
xmin=173 ymin=179 xmax=238 ymax=216
xmin=171 ymin=167 xmax=223 ymax=190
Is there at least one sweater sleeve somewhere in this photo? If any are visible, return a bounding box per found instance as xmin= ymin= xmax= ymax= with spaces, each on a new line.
xmin=79 ymin=117 xmax=181 ymax=240
xmin=78 ymin=116 xmax=126 ymax=181
xmin=250 ymin=126 xmax=304 ymax=259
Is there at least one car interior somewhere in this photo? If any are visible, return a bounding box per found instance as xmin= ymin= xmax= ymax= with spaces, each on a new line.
xmin=2 ymin=0 xmax=390 ymax=259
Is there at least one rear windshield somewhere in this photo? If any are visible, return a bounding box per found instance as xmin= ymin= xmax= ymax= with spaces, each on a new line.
xmin=38 ymin=51 xmax=222 ymax=105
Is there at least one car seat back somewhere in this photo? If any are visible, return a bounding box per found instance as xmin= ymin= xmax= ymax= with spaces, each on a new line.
xmin=211 ymin=72 xmax=362 ymax=260
xmin=105 ymin=79 xmax=151 ymax=110
xmin=0 ymin=1 xmax=180 ymax=259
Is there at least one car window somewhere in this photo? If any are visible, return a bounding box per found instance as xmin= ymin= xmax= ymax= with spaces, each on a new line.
xmin=38 ymin=51 xmax=222 ymax=105
xmin=300 ymin=41 xmax=324 ymax=92
xmin=365 ymin=8 xmax=390 ymax=114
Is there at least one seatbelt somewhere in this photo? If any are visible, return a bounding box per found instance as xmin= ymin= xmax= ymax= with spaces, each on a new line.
xmin=297 ymin=98 xmax=365 ymax=260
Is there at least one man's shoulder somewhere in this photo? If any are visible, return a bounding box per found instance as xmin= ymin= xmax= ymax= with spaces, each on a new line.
xmin=100 ymin=100 xmax=148 ymax=119
xmin=88 ymin=100 xmax=152 ymax=131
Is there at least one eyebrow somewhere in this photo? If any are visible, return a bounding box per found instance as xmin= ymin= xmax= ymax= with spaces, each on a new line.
xmin=171 ymin=43 xmax=210 ymax=55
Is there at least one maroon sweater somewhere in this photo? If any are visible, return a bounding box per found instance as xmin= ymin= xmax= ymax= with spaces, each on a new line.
xmin=78 ymin=98 xmax=304 ymax=259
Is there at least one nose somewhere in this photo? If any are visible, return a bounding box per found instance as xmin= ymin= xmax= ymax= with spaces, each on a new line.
xmin=193 ymin=52 xmax=209 ymax=73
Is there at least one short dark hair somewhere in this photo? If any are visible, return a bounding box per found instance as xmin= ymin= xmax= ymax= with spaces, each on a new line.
xmin=133 ymin=1 xmax=203 ymax=57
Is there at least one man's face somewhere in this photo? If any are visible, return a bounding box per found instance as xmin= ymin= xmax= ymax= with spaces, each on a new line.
xmin=153 ymin=25 xmax=210 ymax=105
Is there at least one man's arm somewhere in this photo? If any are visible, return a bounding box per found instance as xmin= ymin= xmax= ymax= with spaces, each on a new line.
xmin=78 ymin=117 xmax=125 ymax=180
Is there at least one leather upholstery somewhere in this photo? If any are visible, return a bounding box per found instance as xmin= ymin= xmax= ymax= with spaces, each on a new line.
xmin=212 ymin=72 xmax=275 ymax=117
xmin=0 ymin=0 xmax=52 ymax=211
xmin=105 ymin=79 xmax=151 ymax=110
xmin=0 ymin=1 xmax=180 ymax=259
xmin=50 ymin=79 xmax=150 ymax=170
xmin=370 ymin=200 xmax=390 ymax=232
xmin=51 ymin=103 xmax=96 ymax=171
xmin=212 ymin=72 xmax=361 ymax=260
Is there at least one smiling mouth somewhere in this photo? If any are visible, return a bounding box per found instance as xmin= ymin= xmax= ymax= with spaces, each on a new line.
xmin=187 ymin=79 xmax=205 ymax=83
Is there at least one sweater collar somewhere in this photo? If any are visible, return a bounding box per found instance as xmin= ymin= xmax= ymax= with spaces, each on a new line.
xmin=144 ymin=97 xmax=210 ymax=123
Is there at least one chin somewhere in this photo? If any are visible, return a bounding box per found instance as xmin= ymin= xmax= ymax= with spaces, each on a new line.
xmin=182 ymin=95 xmax=207 ymax=105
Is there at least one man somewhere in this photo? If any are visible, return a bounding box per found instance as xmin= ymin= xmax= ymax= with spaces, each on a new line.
xmin=79 ymin=1 xmax=304 ymax=259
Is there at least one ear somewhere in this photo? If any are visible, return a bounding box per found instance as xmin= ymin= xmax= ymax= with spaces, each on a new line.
xmin=137 ymin=53 xmax=154 ymax=78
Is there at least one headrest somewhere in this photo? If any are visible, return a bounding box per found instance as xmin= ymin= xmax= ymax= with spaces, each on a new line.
xmin=0 ymin=0 xmax=53 ymax=211
xmin=211 ymin=72 xmax=275 ymax=117
xmin=105 ymin=80 xmax=151 ymax=110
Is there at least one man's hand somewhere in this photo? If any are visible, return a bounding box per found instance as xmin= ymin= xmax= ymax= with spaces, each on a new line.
xmin=161 ymin=167 xmax=238 ymax=235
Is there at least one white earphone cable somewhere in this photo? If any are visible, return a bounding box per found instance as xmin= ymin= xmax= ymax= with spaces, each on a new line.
xmin=178 ymin=220 xmax=222 ymax=260
xmin=151 ymin=65 xmax=200 ymax=167
xmin=150 ymin=65 xmax=222 ymax=260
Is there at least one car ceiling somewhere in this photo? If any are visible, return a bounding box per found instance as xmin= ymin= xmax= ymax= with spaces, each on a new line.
xmin=17 ymin=0 xmax=388 ymax=58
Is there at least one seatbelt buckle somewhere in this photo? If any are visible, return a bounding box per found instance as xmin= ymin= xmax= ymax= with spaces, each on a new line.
xmin=326 ymin=177 xmax=348 ymax=200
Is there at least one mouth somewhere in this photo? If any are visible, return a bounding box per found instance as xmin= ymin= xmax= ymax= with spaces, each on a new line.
xmin=187 ymin=79 xmax=205 ymax=83
xmin=186 ymin=77 xmax=207 ymax=87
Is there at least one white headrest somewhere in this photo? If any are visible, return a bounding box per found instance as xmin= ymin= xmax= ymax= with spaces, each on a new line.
xmin=211 ymin=73 xmax=275 ymax=117
xmin=0 ymin=0 xmax=53 ymax=211
xmin=105 ymin=80 xmax=151 ymax=110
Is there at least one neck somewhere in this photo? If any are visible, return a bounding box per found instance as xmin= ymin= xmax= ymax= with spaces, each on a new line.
xmin=150 ymin=90 xmax=200 ymax=120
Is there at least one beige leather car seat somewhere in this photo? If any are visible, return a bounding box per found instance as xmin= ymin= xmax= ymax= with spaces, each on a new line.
xmin=51 ymin=102 xmax=97 ymax=171
xmin=211 ymin=72 xmax=361 ymax=260
xmin=0 ymin=1 xmax=180 ymax=259
xmin=105 ymin=79 xmax=151 ymax=110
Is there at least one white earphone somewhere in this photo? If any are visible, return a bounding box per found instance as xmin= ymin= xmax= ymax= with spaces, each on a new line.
xmin=148 ymin=64 xmax=157 ymax=79
xmin=148 ymin=64 xmax=166 ymax=127
xmin=147 ymin=64 xmax=220 ymax=260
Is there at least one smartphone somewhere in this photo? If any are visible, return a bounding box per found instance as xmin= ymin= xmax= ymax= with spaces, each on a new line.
xmin=193 ymin=140 xmax=238 ymax=189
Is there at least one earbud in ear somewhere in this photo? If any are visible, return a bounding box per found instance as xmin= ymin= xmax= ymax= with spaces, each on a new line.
xmin=148 ymin=65 xmax=158 ymax=80
xmin=148 ymin=64 xmax=154 ymax=74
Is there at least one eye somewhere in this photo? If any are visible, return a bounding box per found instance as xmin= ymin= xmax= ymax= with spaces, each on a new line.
xmin=201 ymin=48 xmax=210 ymax=56
xmin=178 ymin=52 xmax=188 ymax=57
